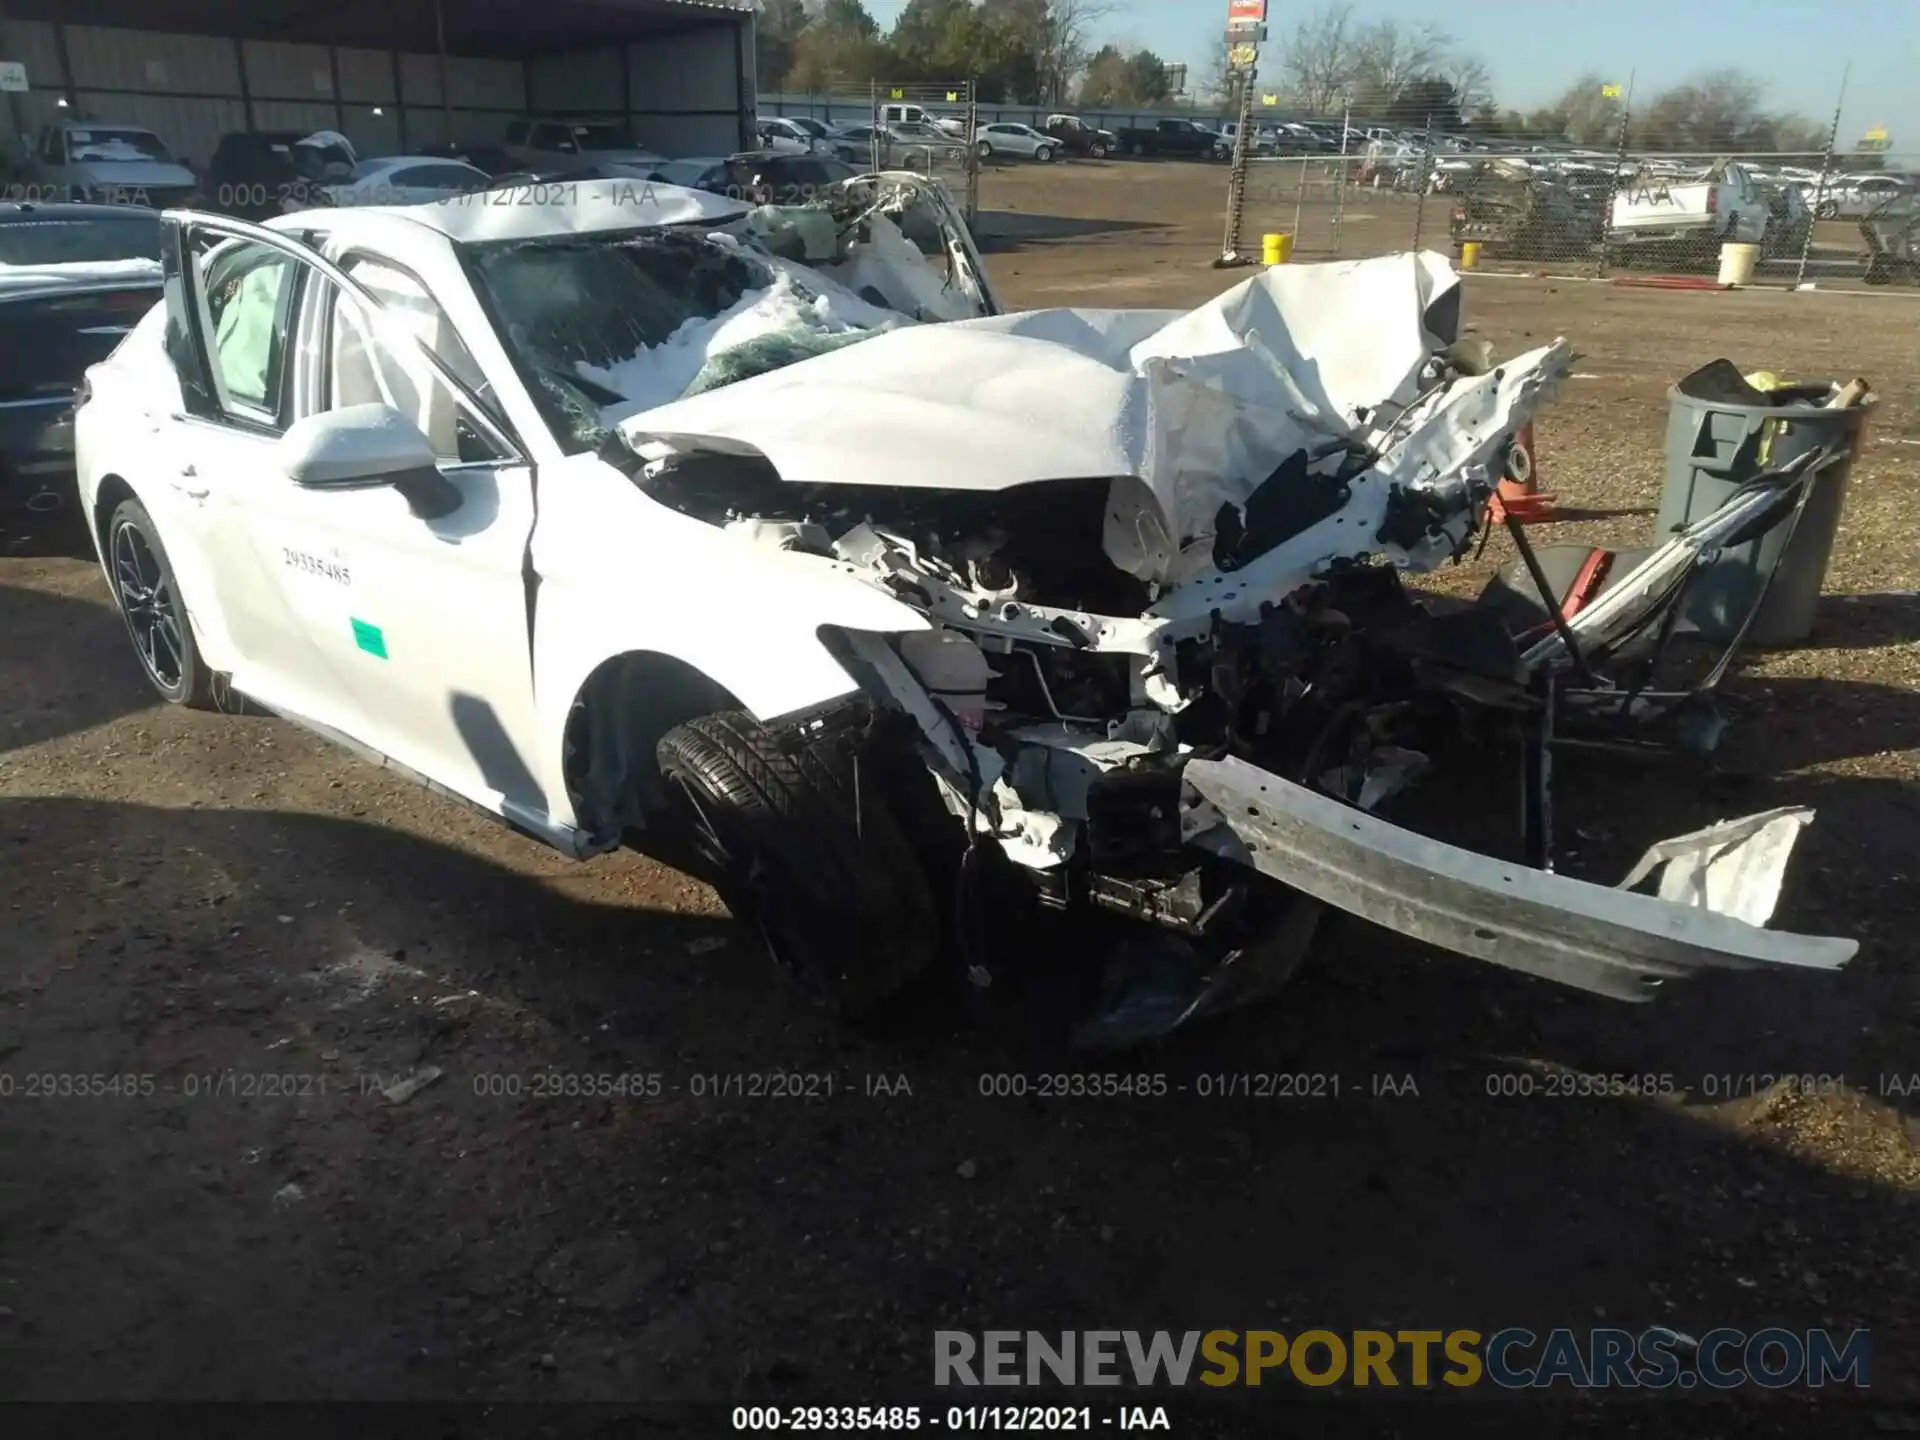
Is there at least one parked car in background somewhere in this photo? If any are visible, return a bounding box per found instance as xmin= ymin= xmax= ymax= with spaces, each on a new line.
xmin=1274 ymin=122 xmax=1337 ymax=153
xmin=503 ymin=119 xmax=667 ymax=171
xmin=320 ymin=156 xmax=491 ymax=208
xmin=0 ymin=202 xmax=161 ymax=527
xmin=638 ymin=151 xmax=862 ymax=205
xmin=26 ymin=122 xmax=199 ymax=209
xmin=756 ymin=117 xmax=826 ymax=155
xmin=827 ymin=124 xmax=961 ymax=167
xmin=1112 ymin=118 xmax=1225 ymax=159
xmin=1608 ymin=160 xmax=1769 ymax=258
xmin=417 ymin=141 xmax=527 ymax=177
xmin=1814 ymin=173 xmax=1914 ymax=220
xmin=1216 ymin=123 xmax=1281 ymax=159
xmin=1446 ymin=158 xmax=1604 ymax=261
xmin=973 ymin=123 xmax=1057 ymax=163
xmin=1042 ymin=115 xmax=1116 ymax=158
xmin=206 ymin=130 xmax=357 ymax=221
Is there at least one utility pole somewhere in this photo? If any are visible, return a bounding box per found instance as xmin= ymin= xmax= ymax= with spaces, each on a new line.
xmin=1214 ymin=0 xmax=1267 ymax=267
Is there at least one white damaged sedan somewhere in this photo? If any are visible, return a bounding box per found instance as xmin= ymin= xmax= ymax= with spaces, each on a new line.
xmin=74 ymin=179 xmax=1854 ymax=1041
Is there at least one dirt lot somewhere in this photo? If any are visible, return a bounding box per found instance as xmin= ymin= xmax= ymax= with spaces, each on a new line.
xmin=2 ymin=160 xmax=1917 ymax=1426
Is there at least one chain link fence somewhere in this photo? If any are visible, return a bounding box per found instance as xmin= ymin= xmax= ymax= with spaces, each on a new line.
xmin=852 ymin=80 xmax=980 ymax=220
xmin=1239 ymin=146 xmax=1920 ymax=289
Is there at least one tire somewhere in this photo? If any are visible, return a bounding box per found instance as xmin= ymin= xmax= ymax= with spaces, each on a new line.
xmin=656 ymin=709 xmax=939 ymax=1021
xmin=1130 ymin=141 xmax=1146 ymax=157
xmin=105 ymin=496 xmax=216 ymax=709
xmin=1090 ymin=143 xmax=1108 ymax=159
xmin=1816 ymin=199 xmax=1838 ymax=220
xmin=1034 ymin=145 xmax=1054 ymax=163
xmin=975 ymin=139 xmax=992 ymax=159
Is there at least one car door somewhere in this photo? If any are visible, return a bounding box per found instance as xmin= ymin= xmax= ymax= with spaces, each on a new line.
xmin=278 ymin=245 xmax=553 ymax=826
xmin=154 ymin=216 xmax=379 ymax=738
xmin=161 ymin=213 xmax=550 ymax=826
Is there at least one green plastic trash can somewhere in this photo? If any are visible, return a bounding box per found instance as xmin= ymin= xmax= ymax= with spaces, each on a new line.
xmin=1658 ymin=361 xmax=1875 ymax=647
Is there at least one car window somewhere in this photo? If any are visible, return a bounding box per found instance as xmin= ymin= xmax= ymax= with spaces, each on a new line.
xmin=319 ymin=268 xmax=502 ymax=465
xmin=0 ymin=213 xmax=162 ymax=265
xmin=202 ymin=240 xmax=299 ymax=421
xmin=67 ymin=127 xmax=173 ymax=163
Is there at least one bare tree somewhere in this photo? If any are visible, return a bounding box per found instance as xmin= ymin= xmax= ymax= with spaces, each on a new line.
xmin=1442 ymin=53 xmax=1492 ymax=116
xmin=1349 ymin=18 xmax=1449 ymax=97
xmin=1274 ymin=1 xmax=1361 ymax=115
xmin=1027 ymin=0 xmax=1120 ymax=107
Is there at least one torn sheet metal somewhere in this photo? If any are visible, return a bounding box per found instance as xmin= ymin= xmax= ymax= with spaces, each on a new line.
xmin=1613 ymin=806 xmax=1814 ymax=928
xmin=623 ymin=250 xmax=1570 ymax=605
xmin=1179 ymin=755 xmax=1855 ymax=1001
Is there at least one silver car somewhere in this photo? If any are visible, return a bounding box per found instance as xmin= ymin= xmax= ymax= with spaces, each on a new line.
xmin=973 ymin=123 xmax=1057 ymax=163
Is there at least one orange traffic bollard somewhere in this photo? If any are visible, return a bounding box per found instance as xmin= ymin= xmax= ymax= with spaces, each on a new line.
xmin=1488 ymin=421 xmax=1559 ymax=523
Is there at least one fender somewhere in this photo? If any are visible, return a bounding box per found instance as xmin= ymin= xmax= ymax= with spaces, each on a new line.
xmin=528 ymin=455 xmax=932 ymax=828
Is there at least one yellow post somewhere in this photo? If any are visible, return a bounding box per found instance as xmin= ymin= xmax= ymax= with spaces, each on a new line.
xmin=1262 ymin=232 xmax=1292 ymax=265
xmin=1459 ymin=241 xmax=1482 ymax=270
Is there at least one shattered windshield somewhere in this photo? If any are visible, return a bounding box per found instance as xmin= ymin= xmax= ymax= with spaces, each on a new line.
xmin=464 ymin=225 xmax=897 ymax=453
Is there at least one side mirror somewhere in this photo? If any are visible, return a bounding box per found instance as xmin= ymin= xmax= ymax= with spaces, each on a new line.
xmin=279 ymin=403 xmax=462 ymax=520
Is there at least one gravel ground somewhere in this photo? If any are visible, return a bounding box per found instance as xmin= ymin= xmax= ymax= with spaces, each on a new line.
xmin=1 ymin=161 xmax=1916 ymax=1429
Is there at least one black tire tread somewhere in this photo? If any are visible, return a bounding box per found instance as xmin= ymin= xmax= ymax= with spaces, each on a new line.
xmin=657 ymin=710 xmax=938 ymax=1017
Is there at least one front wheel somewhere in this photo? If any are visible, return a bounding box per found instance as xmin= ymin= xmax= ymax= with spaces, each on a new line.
xmin=656 ymin=710 xmax=939 ymax=1021
xmin=975 ymin=139 xmax=992 ymax=159
xmin=106 ymin=496 xmax=216 ymax=709
xmin=1089 ymin=142 xmax=1108 ymax=158
xmin=1816 ymin=199 xmax=1838 ymax=220
xmin=1130 ymin=141 xmax=1146 ymax=156
xmin=1034 ymin=145 xmax=1054 ymax=163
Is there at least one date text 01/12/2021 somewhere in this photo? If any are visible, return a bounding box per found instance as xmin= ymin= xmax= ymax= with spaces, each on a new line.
xmin=731 ymin=1406 xmax=1172 ymax=1431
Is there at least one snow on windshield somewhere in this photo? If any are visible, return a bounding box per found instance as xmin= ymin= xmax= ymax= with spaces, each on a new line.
xmin=68 ymin=129 xmax=173 ymax=163
xmin=470 ymin=227 xmax=906 ymax=450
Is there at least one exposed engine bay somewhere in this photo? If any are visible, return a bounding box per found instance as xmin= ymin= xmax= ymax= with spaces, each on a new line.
xmin=614 ymin=252 xmax=1855 ymax=1040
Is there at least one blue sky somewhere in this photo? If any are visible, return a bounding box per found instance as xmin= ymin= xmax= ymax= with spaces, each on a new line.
xmin=863 ymin=0 xmax=1910 ymax=149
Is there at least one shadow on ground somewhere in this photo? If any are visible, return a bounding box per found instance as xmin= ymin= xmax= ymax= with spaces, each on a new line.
xmin=0 ymin=580 xmax=156 ymax=756
xmin=973 ymin=210 xmax=1169 ymax=253
xmin=0 ymin=788 xmax=1913 ymax=1410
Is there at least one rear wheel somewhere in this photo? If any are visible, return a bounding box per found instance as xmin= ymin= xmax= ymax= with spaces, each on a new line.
xmin=656 ymin=709 xmax=939 ymax=1021
xmin=106 ymin=497 xmax=215 ymax=709
xmin=975 ymin=139 xmax=992 ymax=159
xmin=1130 ymin=141 xmax=1146 ymax=157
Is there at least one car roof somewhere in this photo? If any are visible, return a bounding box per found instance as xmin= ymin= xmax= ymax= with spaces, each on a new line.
xmin=355 ymin=155 xmax=477 ymax=173
xmin=0 ymin=200 xmax=160 ymax=223
xmin=271 ymin=175 xmax=748 ymax=245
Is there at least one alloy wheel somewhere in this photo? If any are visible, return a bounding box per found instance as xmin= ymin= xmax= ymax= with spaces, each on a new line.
xmin=111 ymin=519 xmax=185 ymax=691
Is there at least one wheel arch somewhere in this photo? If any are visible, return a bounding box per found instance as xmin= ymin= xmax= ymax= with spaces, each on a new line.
xmin=559 ymin=648 xmax=746 ymax=842
xmin=91 ymin=472 xmax=137 ymax=564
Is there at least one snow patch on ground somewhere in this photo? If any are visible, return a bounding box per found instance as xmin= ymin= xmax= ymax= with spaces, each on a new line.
xmin=585 ymin=264 xmax=907 ymax=421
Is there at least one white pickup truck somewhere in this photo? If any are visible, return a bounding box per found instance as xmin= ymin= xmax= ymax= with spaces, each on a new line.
xmin=1609 ymin=161 xmax=1769 ymax=254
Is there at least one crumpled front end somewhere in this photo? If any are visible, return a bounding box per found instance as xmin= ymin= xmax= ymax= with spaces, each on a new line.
xmin=617 ymin=250 xmax=1854 ymax=1027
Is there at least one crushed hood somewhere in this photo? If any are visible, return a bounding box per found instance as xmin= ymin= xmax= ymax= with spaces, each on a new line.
xmin=618 ymin=250 xmax=1567 ymax=587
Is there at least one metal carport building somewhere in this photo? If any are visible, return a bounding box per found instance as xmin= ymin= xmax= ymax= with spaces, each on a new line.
xmin=0 ymin=0 xmax=756 ymax=169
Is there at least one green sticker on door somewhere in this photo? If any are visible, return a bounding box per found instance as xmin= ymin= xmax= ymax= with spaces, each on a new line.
xmin=351 ymin=618 xmax=388 ymax=659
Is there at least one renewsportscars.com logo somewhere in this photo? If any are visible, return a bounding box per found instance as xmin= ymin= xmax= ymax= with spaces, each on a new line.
xmin=934 ymin=1328 xmax=1871 ymax=1390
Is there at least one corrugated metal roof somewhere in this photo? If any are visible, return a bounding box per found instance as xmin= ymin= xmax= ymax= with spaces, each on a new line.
xmin=3 ymin=0 xmax=751 ymax=57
